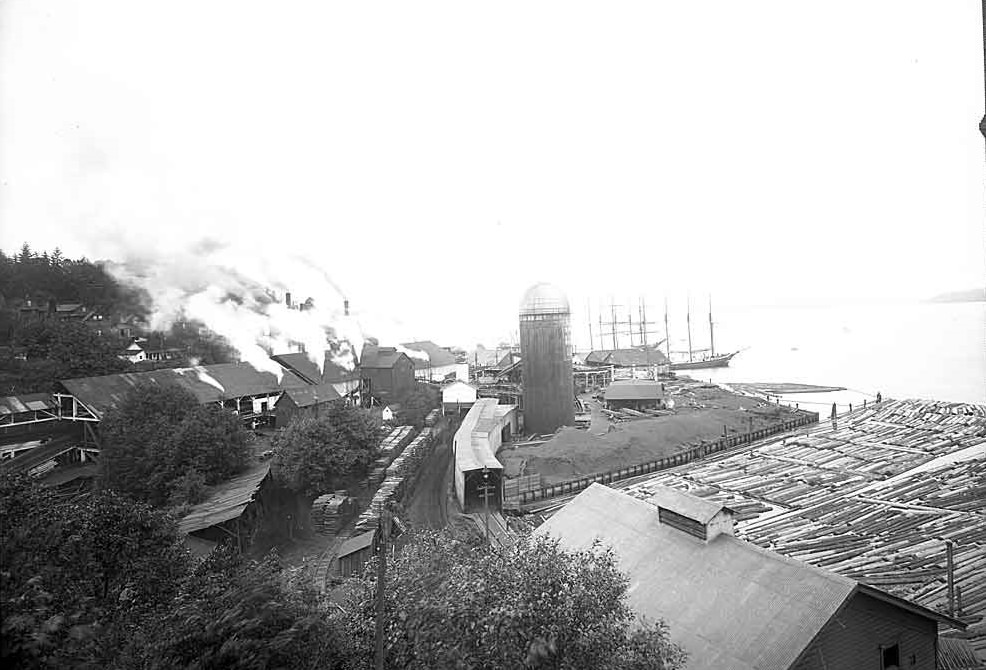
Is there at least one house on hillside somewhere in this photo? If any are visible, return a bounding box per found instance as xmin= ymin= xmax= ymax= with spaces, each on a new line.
xmin=401 ymin=341 xmax=469 ymax=382
xmin=359 ymin=344 xmax=415 ymax=401
xmin=603 ymin=379 xmax=666 ymax=411
xmin=120 ymin=339 xmax=185 ymax=364
xmin=536 ymin=484 xmax=966 ymax=670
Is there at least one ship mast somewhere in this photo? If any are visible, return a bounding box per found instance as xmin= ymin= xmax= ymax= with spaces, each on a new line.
xmin=664 ymin=297 xmax=671 ymax=360
xmin=708 ymin=295 xmax=715 ymax=357
xmin=686 ymin=294 xmax=693 ymax=363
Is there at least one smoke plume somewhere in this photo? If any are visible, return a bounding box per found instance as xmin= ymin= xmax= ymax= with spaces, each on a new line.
xmin=103 ymin=238 xmax=363 ymax=379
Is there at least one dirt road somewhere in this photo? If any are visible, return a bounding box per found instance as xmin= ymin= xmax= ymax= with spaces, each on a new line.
xmin=406 ymin=427 xmax=452 ymax=529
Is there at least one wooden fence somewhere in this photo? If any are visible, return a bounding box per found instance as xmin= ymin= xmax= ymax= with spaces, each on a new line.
xmin=505 ymin=411 xmax=819 ymax=509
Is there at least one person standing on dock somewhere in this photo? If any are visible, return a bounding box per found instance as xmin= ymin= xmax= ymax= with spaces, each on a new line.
xmin=831 ymin=403 xmax=837 ymax=420
xmin=876 ymin=391 xmax=882 ymax=403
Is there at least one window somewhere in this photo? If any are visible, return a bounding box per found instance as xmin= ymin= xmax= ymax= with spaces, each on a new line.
xmin=881 ymin=643 xmax=900 ymax=669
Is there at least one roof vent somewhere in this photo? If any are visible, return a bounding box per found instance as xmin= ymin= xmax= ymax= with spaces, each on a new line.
xmin=648 ymin=486 xmax=735 ymax=542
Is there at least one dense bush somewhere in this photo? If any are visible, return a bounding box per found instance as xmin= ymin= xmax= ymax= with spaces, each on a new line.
xmin=346 ymin=530 xmax=687 ymax=670
xmin=99 ymin=384 xmax=252 ymax=505
xmin=271 ymin=403 xmax=380 ymax=499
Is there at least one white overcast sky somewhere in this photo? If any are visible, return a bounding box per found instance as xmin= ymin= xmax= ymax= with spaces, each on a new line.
xmin=0 ymin=1 xmax=983 ymax=349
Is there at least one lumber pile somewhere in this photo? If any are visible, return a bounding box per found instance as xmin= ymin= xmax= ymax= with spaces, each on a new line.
xmin=311 ymin=490 xmax=357 ymax=535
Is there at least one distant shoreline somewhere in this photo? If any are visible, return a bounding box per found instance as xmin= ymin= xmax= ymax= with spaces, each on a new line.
xmin=926 ymin=288 xmax=986 ymax=304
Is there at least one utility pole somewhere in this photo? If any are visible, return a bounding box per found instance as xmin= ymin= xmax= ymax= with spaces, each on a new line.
xmin=482 ymin=467 xmax=491 ymax=544
xmin=374 ymin=507 xmax=391 ymax=670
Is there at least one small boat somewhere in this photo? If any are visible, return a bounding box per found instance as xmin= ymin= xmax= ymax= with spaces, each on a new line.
xmin=668 ymin=295 xmax=739 ymax=371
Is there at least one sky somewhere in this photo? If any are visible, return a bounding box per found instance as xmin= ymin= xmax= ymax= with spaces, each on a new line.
xmin=0 ymin=1 xmax=983 ymax=352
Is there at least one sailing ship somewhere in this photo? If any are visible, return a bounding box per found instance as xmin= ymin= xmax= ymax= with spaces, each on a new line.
xmin=668 ymin=296 xmax=739 ymax=371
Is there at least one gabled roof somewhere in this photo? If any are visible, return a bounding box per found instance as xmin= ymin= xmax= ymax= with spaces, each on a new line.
xmin=595 ymin=347 xmax=669 ymax=367
xmin=603 ymin=379 xmax=665 ymax=401
xmin=60 ymin=362 xmax=310 ymax=419
xmin=360 ymin=345 xmax=407 ymax=369
xmin=584 ymin=350 xmax=611 ymax=365
xmin=270 ymin=351 xmax=358 ymax=385
xmin=535 ymin=484 xmax=962 ymax=670
xmin=647 ymin=486 xmax=730 ymax=524
xmin=401 ymin=341 xmax=458 ymax=369
xmin=279 ymin=382 xmax=341 ymax=408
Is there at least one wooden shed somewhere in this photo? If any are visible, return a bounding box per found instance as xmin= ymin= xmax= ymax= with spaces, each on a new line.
xmin=337 ymin=530 xmax=378 ymax=578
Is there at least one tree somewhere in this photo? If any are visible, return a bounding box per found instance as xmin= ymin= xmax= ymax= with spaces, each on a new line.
xmin=397 ymin=381 xmax=439 ymax=428
xmin=132 ymin=547 xmax=355 ymax=670
xmin=345 ymin=531 xmax=687 ymax=670
xmin=271 ymin=404 xmax=380 ymax=499
xmin=8 ymin=320 xmax=131 ymax=392
xmin=99 ymin=384 xmax=252 ymax=505
xmin=0 ymin=474 xmax=188 ymax=668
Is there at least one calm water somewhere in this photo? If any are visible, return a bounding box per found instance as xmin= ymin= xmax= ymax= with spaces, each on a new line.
xmin=666 ymin=301 xmax=986 ymax=407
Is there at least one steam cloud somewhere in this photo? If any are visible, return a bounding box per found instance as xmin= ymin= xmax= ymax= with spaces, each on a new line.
xmin=396 ymin=344 xmax=430 ymax=363
xmin=104 ymin=239 xmax=364 ymax=379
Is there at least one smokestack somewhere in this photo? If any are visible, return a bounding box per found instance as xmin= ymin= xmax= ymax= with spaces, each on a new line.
xmin=285 ymin=291 xmax=292 ymax=309
xmin=344 ymin=299 xmax=349 ymax=316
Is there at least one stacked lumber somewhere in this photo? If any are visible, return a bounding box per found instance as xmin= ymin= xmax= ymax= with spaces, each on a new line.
xmin=311 ymin=491 xmax=357 ymax=535
xmin=378 ymin=426 xmax=417 ymax=464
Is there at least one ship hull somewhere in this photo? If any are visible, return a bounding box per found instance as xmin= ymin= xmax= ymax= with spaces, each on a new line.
xmin=670 ymin=352 xmax=737 ymax=370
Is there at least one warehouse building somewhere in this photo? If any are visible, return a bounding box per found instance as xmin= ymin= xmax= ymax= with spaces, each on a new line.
xmin=603 ymin=379 xmax=667 ymax=411
xmin=536 ymin=483 xmax=966 ymax=670
xmin=274 ymin=382 xmax=342 ymax=426
xmin=453 ymin=398 xmax=518 ymax=513
xmin=359 ymin=344 xmax=416 ymax=401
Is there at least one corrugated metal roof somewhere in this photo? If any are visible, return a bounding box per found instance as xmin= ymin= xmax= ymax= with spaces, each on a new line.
xmin=648 ymin=486 xmax=729 ymax=525
xmin=938 ymin=636 xmax=982 ymax=670
xmin=535 ymin=484 xmax=857 ymax=670
xmin=280 ymin=382 xmax=341 ymax=407
xmin=0 ymin=393 xmax=57 ymax=415
xmin=178 ymin=463 xmax=271 ymax=534
xmin=603 ymin=380 xmax=665 ymax=401
xmin=60 ymin=363 xmax=310 ymax=419
xmin=455 ymin=398 xmax=507 ymax=472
